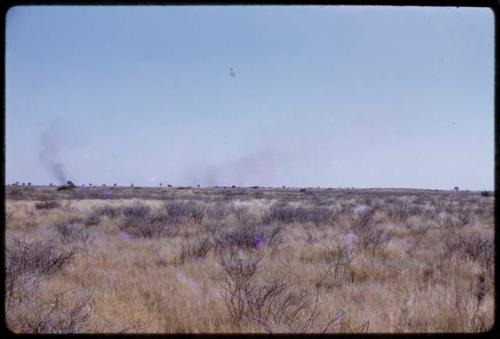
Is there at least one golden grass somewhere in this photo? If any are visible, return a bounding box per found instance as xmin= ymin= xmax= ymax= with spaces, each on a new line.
xmin=5 ymin=187 xmax=495 ymax=333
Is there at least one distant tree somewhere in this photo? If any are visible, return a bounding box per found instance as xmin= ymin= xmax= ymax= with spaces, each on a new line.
xmin=21 ymin=183 xmax=25 ymax=186
xmin=89 ymin=183 xmax=93 ymax=187
xmin=49 ymin=183 xmax=53 ymax=187
xmin=27 ymin=183 xmax=31 ymax=186
xmin=67 ymin=181 xmax=75 ymax=187
xmin=454 ymin=186 xmax=459 ymax=192
xmin=167 ymin=184 xmax=172 ymax=188
xmin=159 ymin=183 xmax=162 ymax=187
xmin=481 ymin=190 xmax=491 ymax=197
xmin=231 ymin=185 xmax=236 ymax=188
xmin=114 ymin=183 xmax=117 ymax=187
xmin=102 ymin=184 xmax=106 ymax=187
xmin=282 ymin=186 xmax=286 ymax=188
xmin=197 ymin=184 xmax=200 ymax=188
xmin=131 ymin=183 xmax=134 ymax=187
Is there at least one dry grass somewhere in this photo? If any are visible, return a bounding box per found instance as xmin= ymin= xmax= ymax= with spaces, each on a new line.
xmin=4 ymin=186 xmax=495 ymax=333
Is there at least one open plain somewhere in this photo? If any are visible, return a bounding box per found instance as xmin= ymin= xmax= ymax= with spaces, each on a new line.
xmin=5 ymin=185 xmax=495 ymax=333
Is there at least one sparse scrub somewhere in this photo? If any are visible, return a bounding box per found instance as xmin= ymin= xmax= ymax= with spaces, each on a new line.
xmin=119 ymin=216 xmax=178 ymax=239
xmin=217 ymin=249 xmax=347 ymax=333
xmin=5 ymin=235 xmax=92 ymax=333
xmin=5 ymin=187 xmax=494 ymax=333
xmin=84 ymin=213 xmax=101 ymax=227
xmin=178 ymin=237 xmax=213 ymax=263
xmin=6 ymin=235 xmax=76 ymax=279
xmin=231 ymin=205 xmax=254 ymax=226
xmin=35 ymin=200 xmax=60 ymax=210
xmin=93 ymin=205 xmax=122 ymax=218
xmin=351 ymin=209 xmax=394 ymax=254
xmin=7 ymin=280 xmax=91 ymax=333
xmin=208 ymin=202 xmax=230 ymax=221
xmin=122 ymin=203 xmax=151 ymax=218
xmin=162 ymin=201 xmax=206 ymax=224
xmin=55 ymin=222 xmax=93 ymax=247
xmin=263 ymin=204 xmax=332 ymax=226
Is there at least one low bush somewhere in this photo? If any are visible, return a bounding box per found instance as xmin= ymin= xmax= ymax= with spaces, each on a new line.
xmin=231 ymin=205 xmax=254 ymax=226
xmin=6 ymin=235 xmax=76 ymax=279
xmin=178 ymin=237 xmax=213 ymax=263
xmin=55 ymin=222 xmax=93 ymax=246
xmin=7 ymin=281 xmax=91 ymax=333
xmin=34 ymin=200 xmax=60 ymax=210
xmin=122 ymin=203 xmax=151 ymax=218
xmin=217 ymin=249 xmax=346 ymax=333
xmin=263 ymin=204 xmax=332 ymax=226
xmin=119 ymin=217 xmax=178 ymax=239
xmin=161 ymin=201 xmax=206 ymax=224
xmin=207 ymin=203 xmax=230 ymax=220
xmin=352 ymin=209 xmax=393 ymax=254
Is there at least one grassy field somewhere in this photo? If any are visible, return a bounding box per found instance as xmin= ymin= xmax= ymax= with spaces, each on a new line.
xmin=5 ymin=185 xmax=495 ymax=333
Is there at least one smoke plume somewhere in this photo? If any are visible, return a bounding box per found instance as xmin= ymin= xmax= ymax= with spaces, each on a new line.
xmin=39 ymin=120 xmax=68 ymax=185
xmin=182 ymin=148 xmax=297 ymax=187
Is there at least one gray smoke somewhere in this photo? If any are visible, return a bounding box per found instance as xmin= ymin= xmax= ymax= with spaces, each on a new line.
xmin=39 ymin=121 xmax=68 ymax=185
xmin=182 ymin=148 xmax=296 ymax=187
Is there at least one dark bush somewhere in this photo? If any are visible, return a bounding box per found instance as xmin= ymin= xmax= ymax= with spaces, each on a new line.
xmin=215 ymin=227 xmax=257 ymax=254
xmin=119 ymin=217 xmax=178 ymax=239
xmin=84 ymin=213 xmax=101 ymax=227
xmin=96 ymin=206 xmax=121 ymax=218
xmin=462 ymin=235 xmax=494 ymax=280
xmin=207 ymin=203 xmax=230 ymax=221
xmin=456 ymin=208 xmax=474 ymax=226
xmin=35 ymin=200 xmax=60 ymax=210
xmin=352 ymin=209 xmax=393 ymax=254
xmin=162 ymin=201 xmax=205 ymax=224
xmin=218 ymin=249 xmax=262 ymax=324
xmin=122 ymin=204 xmax=151 ymax=218
xmin=386 ymin=201 xmax=412 ymax=222
xmin=263 ymin=204 xmax=332 ymax=226
xmin=178 ymin=237 xmax=213 ymax=263
xmin=117 ymin=202 xmax=207 ymax=239
xmin=231 ymin=205 xmax=253 ymax=226
xmin=55 ymin=222 xmax=92 ymax=246
xmin=217 ymin=249 xmax=345 ymax=333
xmin=6 ymin=280 xmax=91 ymax=333
xmin=6 ymin=235 xmax=76 ymax=284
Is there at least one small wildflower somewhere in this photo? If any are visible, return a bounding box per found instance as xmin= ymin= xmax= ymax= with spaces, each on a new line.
xmin=252 ymin=234 xmax=263 ymax=248
xmin=119 ymin=231 xmax=129 ymax=241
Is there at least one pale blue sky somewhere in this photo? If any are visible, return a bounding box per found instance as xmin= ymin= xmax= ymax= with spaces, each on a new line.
xmin=6 ymin=6 xmax=494 ymax=189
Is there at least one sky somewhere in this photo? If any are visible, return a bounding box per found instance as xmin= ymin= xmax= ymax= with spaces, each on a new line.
xmin=5 ymin=6 xmax=494 ymax=189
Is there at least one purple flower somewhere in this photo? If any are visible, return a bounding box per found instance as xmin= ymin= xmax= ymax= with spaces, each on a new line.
xmin=119 ymin=231 xmax=129 ymax=241
xmin=252 ymin=234 xmax=264 ymax=248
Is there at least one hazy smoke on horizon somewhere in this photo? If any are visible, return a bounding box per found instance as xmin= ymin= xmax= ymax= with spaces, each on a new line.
xmin=182 ymin=148 xmax=299 ymax=187
xmin=39 ymin=120 xmax=68 ymax=185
